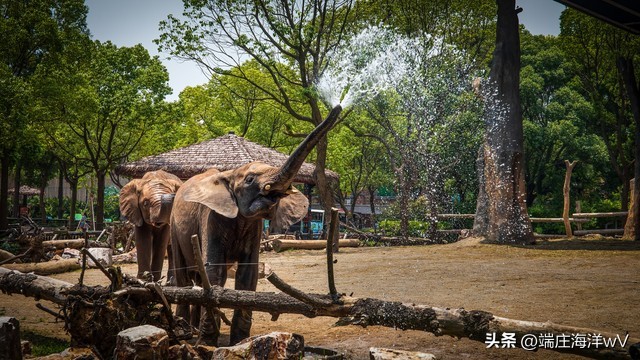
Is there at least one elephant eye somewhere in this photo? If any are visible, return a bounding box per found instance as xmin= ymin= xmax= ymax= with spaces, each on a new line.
xmin=245 ymin=175 xmax=255 ymax=185
xmin=143 ymin=199 xmax=150 ymax=207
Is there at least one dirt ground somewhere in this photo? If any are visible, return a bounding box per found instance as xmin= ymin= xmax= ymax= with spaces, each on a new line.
xmin=1 ymin=236 xmax=639 ymax=359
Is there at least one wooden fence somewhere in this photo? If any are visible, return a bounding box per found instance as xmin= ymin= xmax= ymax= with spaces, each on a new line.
xmin=435 ymin=212 xmax=628 ymax=238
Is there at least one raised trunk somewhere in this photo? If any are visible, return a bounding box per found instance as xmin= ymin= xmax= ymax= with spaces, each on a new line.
xmin=0 ymin=151 xmax=9 ymax=230
xmin=276 ymin=105 xmax=342 ymax=189
xmin=474 ymin=0 xmax=533 ymax=244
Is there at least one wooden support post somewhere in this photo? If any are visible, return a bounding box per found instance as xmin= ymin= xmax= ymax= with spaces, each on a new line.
xmin=0 ymin=317 xmax=22 ymax=360
xmin=189 ymin=234 xmax=230 ymax=344
xmin=563 ymin=160 xmax=578 ymax=238
xmin=326 ymin=208 xmax=339 ymax=297
xmin=623 ymin=178 xmax=636 ymax=240
xmin=79 ymin=229 xmax=89 ymax=286
xmin=575 ymin=200 xmax=583 ymax=231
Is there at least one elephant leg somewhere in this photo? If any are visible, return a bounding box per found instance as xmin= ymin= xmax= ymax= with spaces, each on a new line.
xmin=150 ymin=225 xmax=170 ymax=282
xmin=134 ymin=224 xmax=153 ymax=279
xmin=171 ymin=228 xmax=191 ymax=323
xmin=199 ymin=237 xmax=227 ymax=346
xmin=229 ymin=246 xmax=260 ymax=345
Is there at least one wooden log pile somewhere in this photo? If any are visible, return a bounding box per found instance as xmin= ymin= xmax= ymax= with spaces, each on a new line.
xmin=1 ymin=266 xmax=638 ymax=359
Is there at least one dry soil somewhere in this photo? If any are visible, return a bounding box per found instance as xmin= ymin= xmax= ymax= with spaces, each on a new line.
xmin=1 ymin=236 xmax=639 ymax=359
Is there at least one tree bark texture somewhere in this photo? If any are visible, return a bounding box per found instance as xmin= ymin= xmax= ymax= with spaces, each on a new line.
xmin=474 ymin=0 xmax=534 ymax=244
xmin=563 ymin=160 xmax=578 ymax=238
xmin=623 ymin=179 xmax=636 ymax=240
xmin=1 ymin=267 xmax=638 ymax=359
xmin=1 ymin=150 xmax=9 ymax=230
xmin=617 ymin=57 xmax=640 ymax=241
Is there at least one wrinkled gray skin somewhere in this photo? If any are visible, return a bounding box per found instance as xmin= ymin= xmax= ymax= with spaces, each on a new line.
xmin=119 ymin=170 xmax=182 ymax=281
xmin=170 ymin=105 xmax=343 ymax=345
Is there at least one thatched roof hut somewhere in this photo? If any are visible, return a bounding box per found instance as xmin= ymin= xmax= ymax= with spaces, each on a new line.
xmin=114 ymin=133 xmax=339 ymax=184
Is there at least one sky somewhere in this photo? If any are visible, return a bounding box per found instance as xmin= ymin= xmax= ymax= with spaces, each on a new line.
xmin=85 ymin=0 xmax=566 ymax=102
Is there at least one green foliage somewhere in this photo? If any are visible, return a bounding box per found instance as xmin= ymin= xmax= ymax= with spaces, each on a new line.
xmin=21 ymin=331 xmax=69 ymax=357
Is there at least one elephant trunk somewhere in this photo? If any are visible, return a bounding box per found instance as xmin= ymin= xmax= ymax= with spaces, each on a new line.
xmin=156 ymin=193 xmax=175 ymax=225
xmin=273 ymin=105 xmax=343 ymax=188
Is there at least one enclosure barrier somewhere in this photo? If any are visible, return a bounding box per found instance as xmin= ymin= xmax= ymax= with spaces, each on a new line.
xmin=435 ymin=212 xmax=628 ymax=238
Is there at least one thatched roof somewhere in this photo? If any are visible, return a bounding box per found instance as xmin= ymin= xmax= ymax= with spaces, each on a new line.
xmin=8 ymin=185 xmax=40 ymax=196
xmin=114 ymin=133 xmax=339 ymax=184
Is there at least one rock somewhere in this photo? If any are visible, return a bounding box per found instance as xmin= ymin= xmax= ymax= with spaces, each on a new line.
xmin=369 ymin=347 xmax=437 ymax=360
xmin=20 ymin=340 xmax=31 ymax=356
xmin=34 ymin=347 xmax=95 ymax=359
xmin=0 ymin=317 xmax=22 ymax=360
xmin=168 ymin=343 xmax=204 ymax=360
xmin=87 ymin=247 xmax=112 ymax=267
xmin=115 ymin=325 xmax=169 ymax=360
xmin=61 ymin=248 xmax=81 ymax=259
xmin=211 ymin=332 xmax=304 ymax=359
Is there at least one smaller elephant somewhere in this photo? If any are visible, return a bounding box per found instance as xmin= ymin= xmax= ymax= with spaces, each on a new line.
xmin=119 ymin=170 xmax=182 ymax=281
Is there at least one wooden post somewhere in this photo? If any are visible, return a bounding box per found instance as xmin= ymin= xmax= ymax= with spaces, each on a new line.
xmin=326 ymin=208 xmax=340 ymax=297
xmin=79 ymin=228 xmax=89 ymax=286
xmin=563 ymin=160 xmax=578 ymax=238
xmin=189 ymin=234 xmax=230 ymax=343
xmin=623 ymin=178 xmax=636 ymax=240
xmin=575 ymin=200 xmax=583 ymax=231
xmin=0 ymin=317 xmax=22 ymax=360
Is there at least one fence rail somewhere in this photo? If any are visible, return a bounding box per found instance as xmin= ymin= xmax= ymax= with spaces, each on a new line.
xmin=434 ymin=211 xmax=628 ymax=238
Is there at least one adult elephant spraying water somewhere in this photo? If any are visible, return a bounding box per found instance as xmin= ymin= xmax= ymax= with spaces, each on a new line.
xmin=119 ymin=170 xmax=182 ymax=281
xmin=170 ymin=105 xmax=343 ymax=345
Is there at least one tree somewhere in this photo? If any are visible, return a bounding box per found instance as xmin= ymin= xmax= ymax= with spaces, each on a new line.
xmin=157 ymin=0 xmax=355 ymax=220
xmin=0 ymin=0 xmax=88 ymax=229
xmin=559 ymin=9 xmax=638 ymax=211
xmin=473 ymin=0 xmax=534 ymax=244
xmin=519 ymin=31 xmax=611 ymax=213
xmin=33 ymin=40 xmax=171 ymax=229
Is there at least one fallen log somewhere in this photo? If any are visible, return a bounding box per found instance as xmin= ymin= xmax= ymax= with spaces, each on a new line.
xmin=2 ymin=258 xmax=81 ymax=275
xmin=42 ymin=239 xmax=86 ymax=250
xmin=272 ymin=239 xmax=360 ymax=252
xmin=0 ymin=267 xmax=637 ymax=359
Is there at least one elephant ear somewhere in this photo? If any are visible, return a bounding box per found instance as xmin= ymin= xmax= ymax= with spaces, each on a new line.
xmin=120 ymin=179 xmax=144 ymax=227
xmin=182 ymin=171 xmax=238 ymax=218
xmin=270 ymin=188 xmax=309 ymax=231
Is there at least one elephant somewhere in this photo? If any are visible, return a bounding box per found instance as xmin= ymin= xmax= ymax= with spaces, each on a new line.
xmin=119 ymin=170 xmax=183 ymax=282
xmin=170 ymin=104 xmax=343 ymax=345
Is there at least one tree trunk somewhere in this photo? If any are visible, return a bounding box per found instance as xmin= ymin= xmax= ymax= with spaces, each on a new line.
xmin=623 ymin=179 xmax=636 ymax=240
xmin=1 ymin=268 xmax=637 ymax=360
xmin=563 ymin=160 xmax=578 ymax=238
xmin=617 ymin=57 xmax=640 ymax=241
xmin=473 ymin=146 xmax=489 ymax=235
xmin=57 ymin=167 xmax=64 ymax=220
xmin=96 ymin=171 xmax=105 ymax=230
xmin=39 ymin=175 xmax=47 ymax=225
xmin=12 ymin=162 xmax=21 ymax=218
xmin=368 ymin=186 xmax=377 ymax=230
xmin=314 ymin=135 xmax=334 ymax=238
xmin=2 ymin=259 xmax=81 ymax=275
xmin=0 ymin=151 xmax=9 ymax=230
xmin=474 ymin=0 xmax=534 ymax=244
xmin=69 ymin=180 xmax=78 ymax=229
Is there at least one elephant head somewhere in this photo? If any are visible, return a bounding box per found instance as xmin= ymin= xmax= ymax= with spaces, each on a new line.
xmin=181 ymin=105 xmax=343 ymax=224
xmin=120 ymin=170 xmax=183 ymax=227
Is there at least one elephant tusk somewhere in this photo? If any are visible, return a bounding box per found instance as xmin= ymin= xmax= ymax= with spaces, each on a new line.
xmin=264 ymin=184 xmax=271 ymax=191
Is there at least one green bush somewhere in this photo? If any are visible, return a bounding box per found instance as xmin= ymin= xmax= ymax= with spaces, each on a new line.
xmin=378 ymin=219 xmax=432 ymax=237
